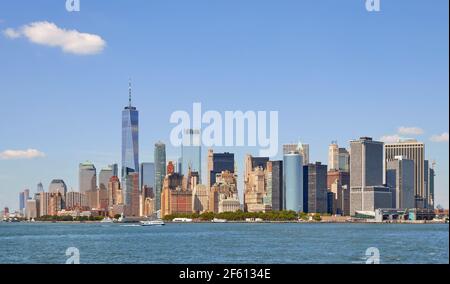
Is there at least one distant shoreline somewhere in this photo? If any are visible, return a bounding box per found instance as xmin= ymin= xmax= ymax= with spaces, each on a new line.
xmin=1 ymin=220 xmax=447 ymax=225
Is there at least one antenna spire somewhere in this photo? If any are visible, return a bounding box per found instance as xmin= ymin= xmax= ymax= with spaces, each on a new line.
xmin=128 ymin=78 xmax=132 ymax=107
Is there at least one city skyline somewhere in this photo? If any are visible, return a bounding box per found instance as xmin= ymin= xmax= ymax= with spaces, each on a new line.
xmin=0 ymin=0 xmax=448 ymax=209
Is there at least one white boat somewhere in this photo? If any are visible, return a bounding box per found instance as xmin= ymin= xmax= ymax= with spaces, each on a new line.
xmin=101 ymin=217 xmax=114 ymax=223
xmin=172 ymin=218 xmax=193 ymax=223
xmin=141 ymin=220 xmax=165 ymax=226
xmin=212 ymin=218 xmax=227 ymax=223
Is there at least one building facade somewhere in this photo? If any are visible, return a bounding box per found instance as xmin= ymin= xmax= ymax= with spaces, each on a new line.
xmin=350 ymin=137 xmax=391 ymax=215
xmin=207 ymin=149 xmax=235 ymax=187
xmin=386 ymin=156 xmax=415 ymax=209
xmin=79 ymin=162 xmax=96 ymax=193
xmin=181 ymin=129 xmax=202 ymax=181
xmin=385 ymin=140 xmax=425 ymax=208
xmin=121 ymin=82 xmax=139 ymax=179
xmin=303 ymin=162 xmax=328 ymax=214
xmin=154 ymin=142 xmax=166 ymax=212
xmin=283 ymin=152 xmax=304 ymax=212
xmin=327 ymin=170 xmax=350 ymax=215
xmin=192 ymin=184 xmax=209 ymax=213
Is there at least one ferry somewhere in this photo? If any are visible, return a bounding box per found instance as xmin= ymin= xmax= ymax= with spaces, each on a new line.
xmin=212 ymin=218 xmax=227 ymax=223
xmin=172 ymin=218 xmax=193 ymax=223
xmin=140 ymin=220 xmax=165 ymax=226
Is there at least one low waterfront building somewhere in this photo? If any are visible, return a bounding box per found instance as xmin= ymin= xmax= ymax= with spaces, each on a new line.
xmin=350 ymin=186 xmax=392 ymax=216
xmin=218 ymin=194 xmax=241 ymax=213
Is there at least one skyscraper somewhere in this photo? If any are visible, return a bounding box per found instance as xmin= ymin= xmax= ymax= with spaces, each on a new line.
xmin=283 ymin=152 xmax=304 ymax=212
xmin=328 ymin=142 xmax=339 ymax=171
xmin=99 ymin=165 xmax=114 ymax=192
xmin=49 ymin=180 xmax=67 ymax=194
xmin=424 ymin=160 xmax=430 ymax=208
xmin=338 ymin=148 xmax=350 ymax=173
xmin=244 ymin=155 xmax=271 ymax=212
xmin=19 ymin=192 xmax=25 ymax=213
xmin=122 ymin=81 xmax=139 ymax=178
xmin=124 ymin=172 xmax=140 ymax=217
xmin=385 ymin=139 xmax=425 ymax=208
xmin=429 ymin=166 xmax=435 ymax=209
xmin=37 ymin=182 xmax=44 ymax=193
xmin=266 ymin=161 xmax=283 ymax=211
xmin=140 ymin=162 xmax=155 ymax=191
xmin=79 ymin=162 xmax=97 ymax=193
xmin=207 ymin=149 xmax=235 ymax=187
xmin=161 ymin=162 xmax=192 ymax=217
xmin=303 ymin=162 xmax=328 ymax=214
xmin=154 ymin=142 xmax=166 ymax=212
xmin=283 ymin=142 xmax=309 ymax=165
xmin=350 ymin=137 xmax=391 ymax=215
xmin=386 ymin=156 xmax=415 ymax=209
xmin=181 ymin=129 xmax=202 ymax=181
xmin=327 ymin=170 xmax=350 ymax=215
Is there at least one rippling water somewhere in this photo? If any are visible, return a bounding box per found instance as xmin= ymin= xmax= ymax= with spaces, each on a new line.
xmin=0 ymin=223 xmax=448 ymax=264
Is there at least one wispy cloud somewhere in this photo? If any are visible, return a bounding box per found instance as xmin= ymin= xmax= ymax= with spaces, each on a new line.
xmin=2 ymin=21 xmax=106 ymax=55
xmin=430 ymin=132 xmax=449 ymax=143
xmin=0 ymin=149 xmax=46 ymax=160
xmin=3 ymin=27 xmax=20 ymax=39
xmin=398 ymin=126 xmax=424 ymax=136
xmin=380 ymin=126 xmax=425 ymax=143
xmin=379 ymin=134 xmax=402 ymax=143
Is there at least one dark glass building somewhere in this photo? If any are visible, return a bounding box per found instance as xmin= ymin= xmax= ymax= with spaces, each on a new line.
xmin=154 ymin=142 xmax=166 ymax=212
xmin=303 ymin=162 xmax=328 ymax=214
xmin=208 ymin=151 xmax=235 ymax=187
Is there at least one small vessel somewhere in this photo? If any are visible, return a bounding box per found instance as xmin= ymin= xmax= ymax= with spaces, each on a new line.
xmin=141 ymin=220 xmax=165 ymax=226
xmin=101 ymin=217 xmax=114 ymax=223
xmin=212 ymin=218 xmax=227 ymax=223
xmin=172 ymin=218 xmax=193 ymax=223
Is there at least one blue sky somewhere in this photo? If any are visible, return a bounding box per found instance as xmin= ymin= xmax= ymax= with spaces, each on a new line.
xmin=0 ymin=0 xmax=448 ymax=210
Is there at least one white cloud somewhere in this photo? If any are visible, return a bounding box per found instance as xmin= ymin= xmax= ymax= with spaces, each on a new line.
xmin=398 ymin=126 xmax=424 ymax=136
xmin=3 ymin=21 xmax=106 ymax=55
xmin=0 ymin=149 xmax=46 ymax=160
xmin=379 ymin=134 xmax=402 ymax=143
xmin=3 ymin=28 xmax=21 ymax=39
xmin=430 ymin=132 xmax=449 ymax=143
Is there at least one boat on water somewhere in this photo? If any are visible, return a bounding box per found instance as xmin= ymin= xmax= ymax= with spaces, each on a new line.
xmin=100 ymin=217 xmax=114 ymax=223
xmin=212 ymin=218 xmax=227 ymax=223
xmin=140 ymin=220 xmax=165 ymax=226
xmin=172 ymin=218 xmax=193 ymax=223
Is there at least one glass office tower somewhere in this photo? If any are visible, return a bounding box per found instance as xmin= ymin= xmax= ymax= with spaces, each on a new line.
xmin=181 ymin=129 xmax=201 ymax=181
xmin=140 ymin=162 xmax=155 ymax=191
xmin=283 ymin=152 xmax=304 ymax=212
xmin=121 ymin=82 xmax=139 ymax=178
xmin=122 ymin=82 xmax=139 ymax=214
xmin=154 ymin=142 xmax=166 ymax=212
